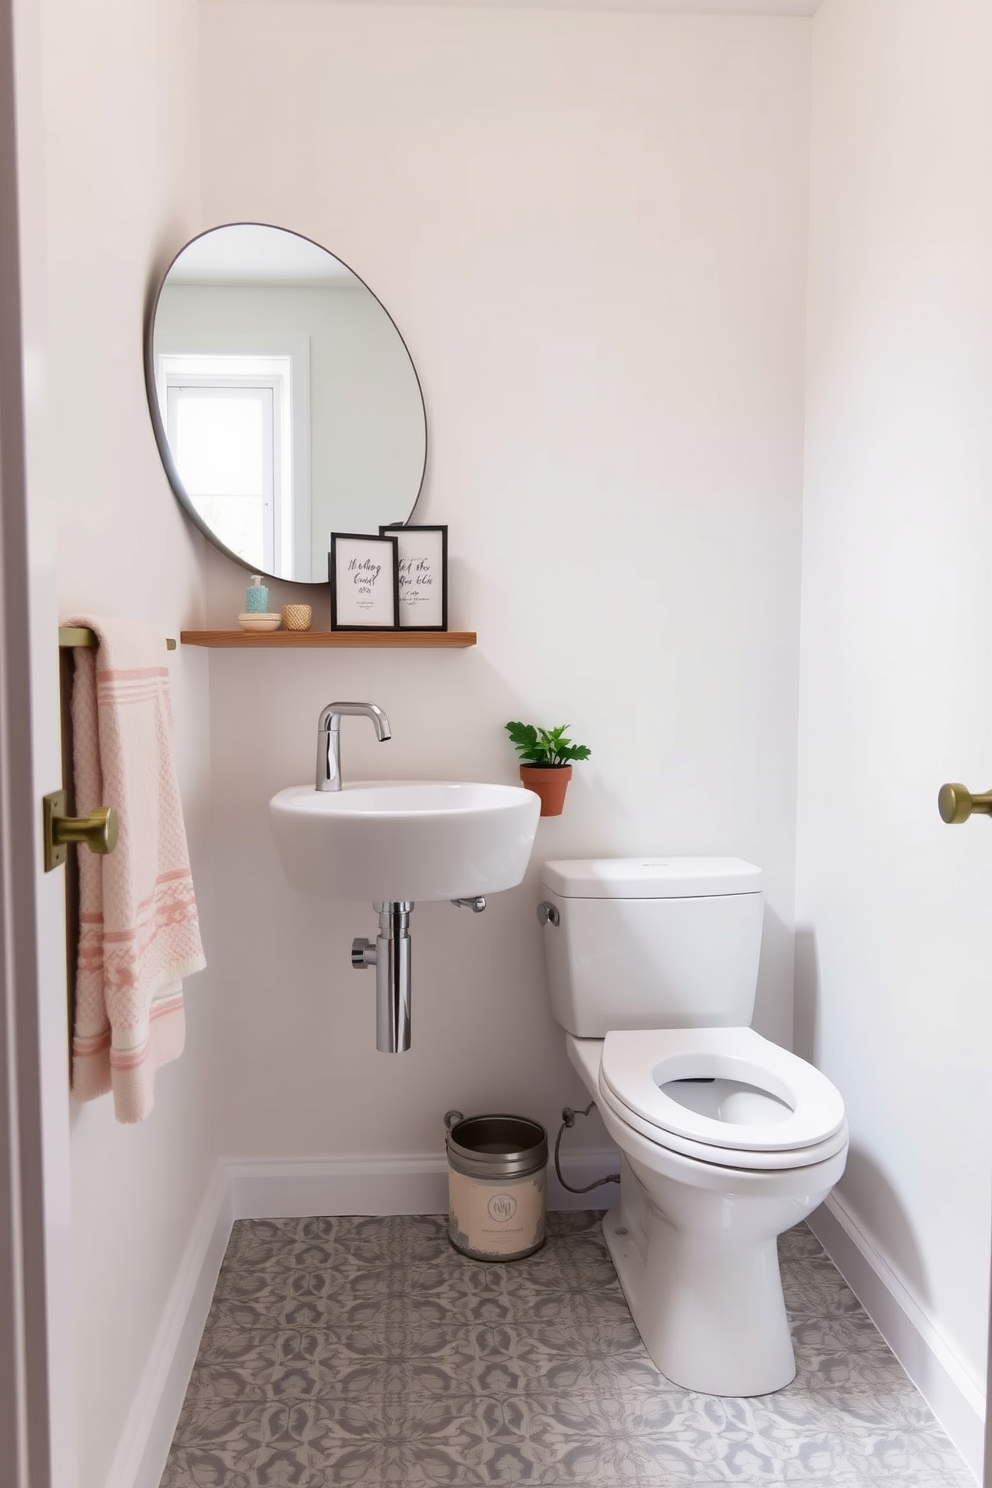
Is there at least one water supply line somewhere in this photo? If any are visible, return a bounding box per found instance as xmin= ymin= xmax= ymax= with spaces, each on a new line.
xmin=554 ymin=1101 xmax=621 ymax=1194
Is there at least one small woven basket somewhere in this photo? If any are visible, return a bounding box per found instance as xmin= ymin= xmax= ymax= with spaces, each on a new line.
xmin=282 ymin=604 xmax=313 ymax=632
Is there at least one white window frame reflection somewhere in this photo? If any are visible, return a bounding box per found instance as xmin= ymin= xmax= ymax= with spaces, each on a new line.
xmin=155 ymin=336 xmax=311 ymax=577
xmin=165 ymin=378 xmax=277 ymax=570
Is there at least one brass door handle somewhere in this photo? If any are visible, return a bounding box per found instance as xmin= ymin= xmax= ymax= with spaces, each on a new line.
xmin=937 ymin=783 xmax=992 ymax=825
xmin=43 ymin=790 xmax=119 ymax=871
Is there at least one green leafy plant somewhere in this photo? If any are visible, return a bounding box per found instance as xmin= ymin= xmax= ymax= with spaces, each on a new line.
xmin=505 ymin=721 xmax=591 ymax=768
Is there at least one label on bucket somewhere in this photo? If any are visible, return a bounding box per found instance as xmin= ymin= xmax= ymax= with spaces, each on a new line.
xmin=448 ymin=1167 xmax=545 ymax=1259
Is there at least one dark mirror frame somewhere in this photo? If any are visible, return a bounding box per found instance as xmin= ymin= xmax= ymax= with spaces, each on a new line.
xmin=143 ymin=222 xmax=429 ymax=585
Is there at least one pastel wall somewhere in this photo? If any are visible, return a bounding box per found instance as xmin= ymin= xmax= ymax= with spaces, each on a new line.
xmin=798 ymin=0 xmax=992 ymax=1465
xmin=198 ymin=6 xmax=811 ymax=1162
xmin=36 ymin=0 xmax=217 ymax=1484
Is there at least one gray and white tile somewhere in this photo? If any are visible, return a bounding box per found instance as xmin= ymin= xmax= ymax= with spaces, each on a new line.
xmin=160 ymin=1214 xmax=974 ymax=1488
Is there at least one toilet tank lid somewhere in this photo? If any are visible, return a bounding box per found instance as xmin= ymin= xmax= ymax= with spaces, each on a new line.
xmin=541 ymin=857 xmax=762 ymax=899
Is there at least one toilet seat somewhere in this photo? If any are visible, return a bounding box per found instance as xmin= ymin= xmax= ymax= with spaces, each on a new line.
xmin=599 ymin=1027 xmax=847 ymax=1172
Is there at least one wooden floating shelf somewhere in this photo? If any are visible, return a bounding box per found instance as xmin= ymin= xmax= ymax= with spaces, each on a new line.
xmin=180 ymin=629 xmax=477 ymax=649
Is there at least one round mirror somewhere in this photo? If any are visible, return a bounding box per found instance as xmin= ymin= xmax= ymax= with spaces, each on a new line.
xmin=145 ymin=223 xmax=427 ymax=584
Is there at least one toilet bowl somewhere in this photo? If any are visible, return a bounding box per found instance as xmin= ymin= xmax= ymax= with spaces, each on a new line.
xmin=566 ymin=1029 xmax=848 ymax=1396
xmin=539 ymin=858 xmax=849 ymax=1398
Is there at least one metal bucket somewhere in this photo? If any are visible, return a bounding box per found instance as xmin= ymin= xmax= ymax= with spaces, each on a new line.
xmin=444 ymin=1110 xmax=548 ymax=1261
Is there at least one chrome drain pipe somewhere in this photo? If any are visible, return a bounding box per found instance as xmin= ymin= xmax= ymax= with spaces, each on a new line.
xmin=352 ymin=902 xmax=413 ymax=1053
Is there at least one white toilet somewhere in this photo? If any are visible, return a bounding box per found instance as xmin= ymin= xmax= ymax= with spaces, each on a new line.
xmin=539 ymin=856 xmax=848 ymax=1398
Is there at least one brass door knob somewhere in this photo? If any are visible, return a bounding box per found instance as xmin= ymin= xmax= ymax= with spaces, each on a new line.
xmin=43 ymin=790 xmax=119 ymax=871
xmin=937 ymin=783 xmax=992 ymax=825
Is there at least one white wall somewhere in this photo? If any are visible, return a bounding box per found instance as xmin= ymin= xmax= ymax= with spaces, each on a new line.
xmin=198 ymin=5 xmax=811 ymax=1163
xmin=36 ymin=2 xmax=217 ymax=1486
xmin=798 ymin=0 xmax=992 ymax=1459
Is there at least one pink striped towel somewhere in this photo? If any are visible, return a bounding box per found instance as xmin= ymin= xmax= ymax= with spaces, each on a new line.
xmin=67 ymin=615 xmax=206 ymax=1122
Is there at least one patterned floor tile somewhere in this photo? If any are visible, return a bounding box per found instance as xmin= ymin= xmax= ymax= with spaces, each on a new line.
xmin=789 ymin=1310 xmax=904 ymax=1358
xmin=160 ymin=1216 xmax=976 ymax=1488
xmin=165 ymin=1400 xmax=325 ymax=1486
xmin=777 ymin=1226 xmax=828 ymax=1261
xmin=779 ymin=1269 xmax=873 ymax=1319
xmin=305 ymin=1395 xmax=491 ymax=1485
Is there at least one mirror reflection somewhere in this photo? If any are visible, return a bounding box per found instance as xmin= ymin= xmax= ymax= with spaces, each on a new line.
xmin=146 ymin=224 xmax=428 ymax=583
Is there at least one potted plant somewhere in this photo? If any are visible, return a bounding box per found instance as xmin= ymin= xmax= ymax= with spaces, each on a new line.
xmin=505 ymin=721 xmax=591 ymax=817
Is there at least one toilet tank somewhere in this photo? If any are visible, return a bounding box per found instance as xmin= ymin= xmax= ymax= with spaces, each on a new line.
xmin=539 ymin=858 xmax=763 ymax=1038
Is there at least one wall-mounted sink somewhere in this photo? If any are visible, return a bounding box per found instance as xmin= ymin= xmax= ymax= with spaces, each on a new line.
xmin=271 ymin=699 xmax=542 ymax=1055
xmin=269 ymin=780 xmax=540 ymax=904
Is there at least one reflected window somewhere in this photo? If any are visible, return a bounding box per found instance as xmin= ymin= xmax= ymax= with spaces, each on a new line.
xmin=158 ymin=353 xmax=296 ymax=571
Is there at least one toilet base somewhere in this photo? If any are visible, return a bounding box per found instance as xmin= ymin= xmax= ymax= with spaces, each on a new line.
xmin=602 ymin=1203 xmax=796 ymax=1396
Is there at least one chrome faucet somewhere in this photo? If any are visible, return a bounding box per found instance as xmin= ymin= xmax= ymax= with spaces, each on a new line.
xmin=316 ymin=702 xmax=391 ymax=791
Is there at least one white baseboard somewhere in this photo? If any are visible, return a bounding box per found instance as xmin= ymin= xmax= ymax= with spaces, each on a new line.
xmin=111 ymin=1163 xmax=233 ymax=1488
xmin=229 ymin=1154 xmax=449 ymax=1219
xmin=116 ymin=1144 xmax=622 ymax=1488
xmin=809 ymin=1194 xmax=984 ymax=1481
xmin=227 ymin=1146 xmax=621 ymax=1220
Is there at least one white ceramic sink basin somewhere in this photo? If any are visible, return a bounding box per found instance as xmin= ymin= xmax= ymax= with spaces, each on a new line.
xmin=269 ymin=780 xmax=540 ymax=902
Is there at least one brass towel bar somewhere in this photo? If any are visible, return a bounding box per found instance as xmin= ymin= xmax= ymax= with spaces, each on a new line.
xmin=46 ymin=624 xmax=175 ymax=872
xmin=43 ymin=790 xmax=118 ymax=872
xmin=58 ymin=625 xmax=177 ymax=650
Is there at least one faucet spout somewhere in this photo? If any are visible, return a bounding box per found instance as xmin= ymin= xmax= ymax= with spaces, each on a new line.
xmin=316 ymin=701 xmax=391 ymax=791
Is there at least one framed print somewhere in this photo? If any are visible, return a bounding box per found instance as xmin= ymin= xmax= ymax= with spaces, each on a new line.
xmin=380 ymin=524 xmax=448 ymax=630
xmin=329 ymin=532 xmax=399 ymax=630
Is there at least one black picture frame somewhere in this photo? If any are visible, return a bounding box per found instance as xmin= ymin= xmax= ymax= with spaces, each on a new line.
xmin=379 ymin=524 xmax=448 ymax=631
xmin=329 ymin=532 xmax=400 ymax=630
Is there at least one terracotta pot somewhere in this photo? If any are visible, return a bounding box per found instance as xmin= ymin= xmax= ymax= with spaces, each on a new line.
xmin=519 ymin=764 xmax=572 ymax=817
